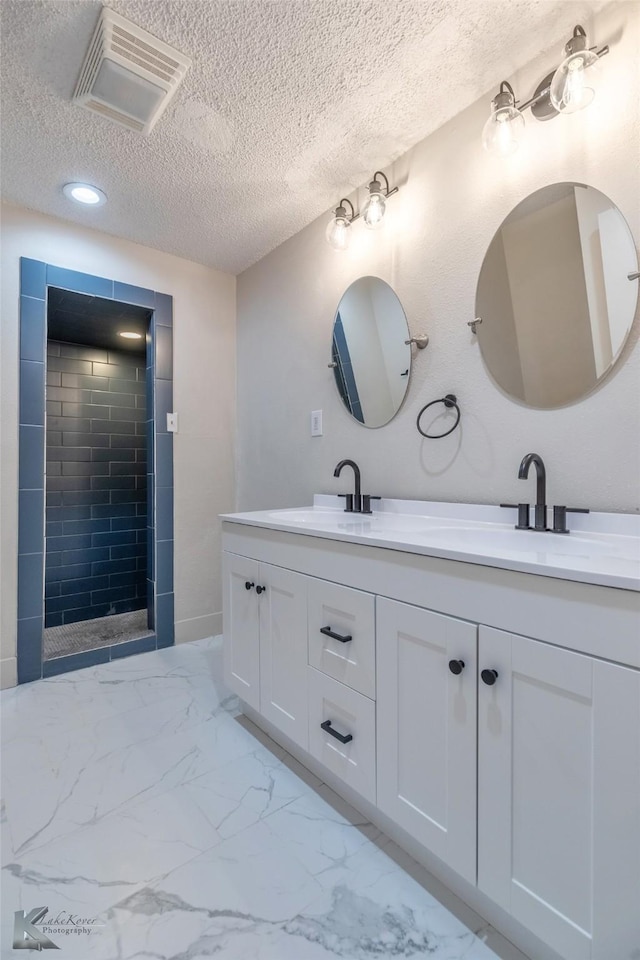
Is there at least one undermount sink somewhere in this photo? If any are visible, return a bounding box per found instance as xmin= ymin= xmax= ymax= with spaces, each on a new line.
xmin=223 ymin=496 xmax=640 ymax=591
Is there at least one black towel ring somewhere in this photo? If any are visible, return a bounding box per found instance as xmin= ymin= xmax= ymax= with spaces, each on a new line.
xmin=416 ymin=394 xmax=461 ymax=439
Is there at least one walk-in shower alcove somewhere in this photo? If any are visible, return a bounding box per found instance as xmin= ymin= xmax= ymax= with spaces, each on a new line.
xmin=44 ymin=289 xmax=152 ymax=659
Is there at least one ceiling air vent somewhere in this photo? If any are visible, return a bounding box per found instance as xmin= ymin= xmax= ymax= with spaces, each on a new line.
xmin=72 ymin=7 xmax=191 ymax=135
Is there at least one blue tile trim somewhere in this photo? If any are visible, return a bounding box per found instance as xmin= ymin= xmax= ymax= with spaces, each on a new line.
xmin=18 ymin=553 xmax=44 ymax=620
xmin=156 ymin=540 xmax=173 ymax=594
xmin=154 ymin=379 xmax=173 ymax=434
xmin=114 ymin=282 xmax=156 ymax=309
xmin=19 ymin=490 xmax=45 ymax=555
xmin=155 ymin=592 xmax=174 ymax=648
xmin=154 ymin=293 xmax=173 ymax=327
xmin=17 ymin=617 xmax=43 ymax=683
xmin=17 ymin=264 xmax=175 ymax=680
xmin=111 ymin=634 xmax=157 ymax=659
xmin=46 ymin=265 xmax=114 ymax=298
xmin=20 ymin=297 xmax=46 ymax=362
xmin=19 ymin=425 xmax=45 ymax=490
xmin=20 ymin=258 xmax=46 ymax=300
xmin=43 ymin=647 xmax=111 ymax=677
xmin=19 ymin=360 xmax=45 ymax=426
xmin=155 ymin=434 xmax=173 ymax=487
xmin=156 ymin=486 xmax=173 ymax=541
xmin=154 ymin=326 xmax=173 ymax=380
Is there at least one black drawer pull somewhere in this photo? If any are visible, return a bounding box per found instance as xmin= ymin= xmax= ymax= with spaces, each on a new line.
xmin=245 ymin=581 xmax=254 ymax=591
xmin=448 ymin=659 xmax=465 ymax=675
xmin=320 ymin=626 xmax=352 ymax=644
xmin=320 ymin=720 xmax=353 ymax=744
xmin=255 ymin=585 xmax=266 ymax=595
xmin=481 ymin=668 xmax=499 ymax=686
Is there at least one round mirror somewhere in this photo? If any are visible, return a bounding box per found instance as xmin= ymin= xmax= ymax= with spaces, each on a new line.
xmin=331 ymin=277 xmax=411 ymax=427
xmin=475 ymin=183 xmax=638 ymax=408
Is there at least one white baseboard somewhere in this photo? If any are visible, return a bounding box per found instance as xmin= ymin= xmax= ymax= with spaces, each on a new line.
xmin=174 ymin=612 xmax=222 ymax=645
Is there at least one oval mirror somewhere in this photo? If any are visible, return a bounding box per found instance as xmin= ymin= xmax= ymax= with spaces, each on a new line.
xmin=331 ymin=276 xmax=411 ymax=427
xmin=475 ymin=183 xmax=638 ymax=408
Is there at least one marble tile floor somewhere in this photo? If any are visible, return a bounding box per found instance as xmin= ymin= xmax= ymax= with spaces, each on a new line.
xmin=0 ymin=637 xmax=529 ymax=960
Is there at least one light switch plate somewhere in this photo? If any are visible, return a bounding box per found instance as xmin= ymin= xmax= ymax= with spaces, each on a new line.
xmin=167 ymin=412 xmax=178 ymax=433
xmin=311 ymin=410 xmax=323 ymax=437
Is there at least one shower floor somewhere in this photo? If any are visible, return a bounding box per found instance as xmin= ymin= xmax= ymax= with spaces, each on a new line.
xmin=43 ymin=609 xmax=153 ymax=660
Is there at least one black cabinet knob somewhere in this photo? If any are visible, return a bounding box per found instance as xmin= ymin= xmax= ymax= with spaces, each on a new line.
xmin=448 ymin=659 xmax=465 ymax=675
xmin=255 ymin=585 xmax=266 ymax=595
xmin=244 ymin=581 xmax=255 ymax=590
xmin=481 ymin=668 xmax=499 ymax=686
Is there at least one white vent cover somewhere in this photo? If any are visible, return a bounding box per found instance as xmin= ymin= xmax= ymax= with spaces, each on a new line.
xmin=73 ymin=7 xmax=191 ymax=135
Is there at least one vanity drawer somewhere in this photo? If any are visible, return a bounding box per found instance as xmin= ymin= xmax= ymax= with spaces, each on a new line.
xmin=307 ymin=666 xmax=376 ymax=804
xmin=307 ymin=578 xmax=375 ymax=698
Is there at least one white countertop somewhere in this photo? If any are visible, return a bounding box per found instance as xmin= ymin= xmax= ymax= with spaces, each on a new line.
xmin=221 ymin=496 xmax=640 ymax=591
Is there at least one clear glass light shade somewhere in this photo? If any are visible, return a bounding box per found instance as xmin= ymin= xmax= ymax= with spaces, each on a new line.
xmin=363 ymin=191 xmax=386 ymax=229
xmin=482 ymin=104 xmax=525 ymax=157
xmin=326 ymin=215 xmax=351 ymax=251
xmin=550 ymin=49 xmax=599 ymax=113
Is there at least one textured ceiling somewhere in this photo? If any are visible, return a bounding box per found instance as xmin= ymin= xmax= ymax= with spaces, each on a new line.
xmin=0 ymin=0 xmax=610 ymax=274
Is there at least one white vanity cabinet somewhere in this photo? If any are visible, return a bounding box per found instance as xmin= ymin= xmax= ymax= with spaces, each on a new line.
xmin=376 ymin=598 xmax=478 ymax=884
xmin=223 ymin=552 xmax=309 ymax=749
xmin=478 ymin=626 xmax=640 ymax=960
xmin=222 ymin=517 xmax=640 ymax=960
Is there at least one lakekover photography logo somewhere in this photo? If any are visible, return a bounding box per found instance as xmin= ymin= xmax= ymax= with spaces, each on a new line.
xmin=13 ymin=906 xmax=105 ymax=950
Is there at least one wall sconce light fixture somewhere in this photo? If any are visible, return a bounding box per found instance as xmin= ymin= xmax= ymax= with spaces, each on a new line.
xmin=325 ymin=172 xmax=399 ymax=249
xmin=483 ymin=25 xmax=609 ymax=158
xmin=362 ymin=171 xmax=398 ymax=229
xmin=326 ymin=198 xmax=356 ymax=251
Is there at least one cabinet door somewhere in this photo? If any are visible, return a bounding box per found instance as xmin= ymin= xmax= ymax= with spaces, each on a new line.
xmin=259 ymin=563 xmax=309 ymax=750
xmin=223 ymin=552 xmax=260 ymax=710
xmin=478 ymin=626 xmax=640 ymax=960
xmin=377 ymin=598 xmax=477 ymax=883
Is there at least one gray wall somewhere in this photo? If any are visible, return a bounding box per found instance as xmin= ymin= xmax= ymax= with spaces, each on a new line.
xmin=236 ymin=3 xmax=639 ymax=517
xmin=45 ymin=341 xmax=147 ymax=628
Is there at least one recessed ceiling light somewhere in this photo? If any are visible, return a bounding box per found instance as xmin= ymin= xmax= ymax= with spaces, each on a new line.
xmin=62 ymin=182 xmax=107 ymax=206
xmin=118 ymin=331 xmax=143 ymax=340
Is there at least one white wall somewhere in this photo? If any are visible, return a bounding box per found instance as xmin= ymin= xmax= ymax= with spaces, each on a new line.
xmin=236 ymin=3 xmax=639 ymax=517
xmin=0 ymin=204 xmax=236 ymax=688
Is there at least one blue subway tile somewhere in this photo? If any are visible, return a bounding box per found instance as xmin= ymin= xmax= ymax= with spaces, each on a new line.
xmin=155 ymin=592 xmax=174 ymax=648
xmin=19 ymin=490 xmax=44 ymax=555
xmin=154 ymin=326 xmax=173 ymax=380
xmin=47 ymin=265 xmax=113 ymax=299
xmin=17 ymin=616 xmax=43 ymax=683
xmin=47 ymin=592 xmax=91 ymax=613
xmin=45 ymin=561 xmax=92 ymax=581
xmin=46 ymin=535 xmax=92 ymax=553
xmin=18 ymin=553 xmax=44 ymax=620
xmin=156 ymin=539 xmax=173 ymax=594
xmin=111 ymin=634 xmax=156 ymax=660
xmin=156 ymin=485 xmax=173 ymax=541
xmin=45 ymin=612 xmax=63 ymax=628
xmin=154 ymin=292 xmax=173 ymax=327
xmin=154 ymin=379 xmax=173 ymax=434
xmin=19 ymin=426 xmax=44 ymax=490
xmin=19 ymin=360 xmax=45 ymax=426
xmin=113 ymin=281 xmax=155 ymax=309
xmin=20 ymin=297 xmax=46 ymax=361
xmin=20 ymin=258 xmax=47 ymax=300
xmin=43 ymin=647 xmax=110 ymax=677
xmin=155 ymin=434 xmax=173 ymax=487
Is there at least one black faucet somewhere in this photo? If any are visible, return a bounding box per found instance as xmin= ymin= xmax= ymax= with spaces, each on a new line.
xmin=518 ymin=453 xmax=548 ymax=531
xmin=334 ymin=459 xmax=362 ymax=513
